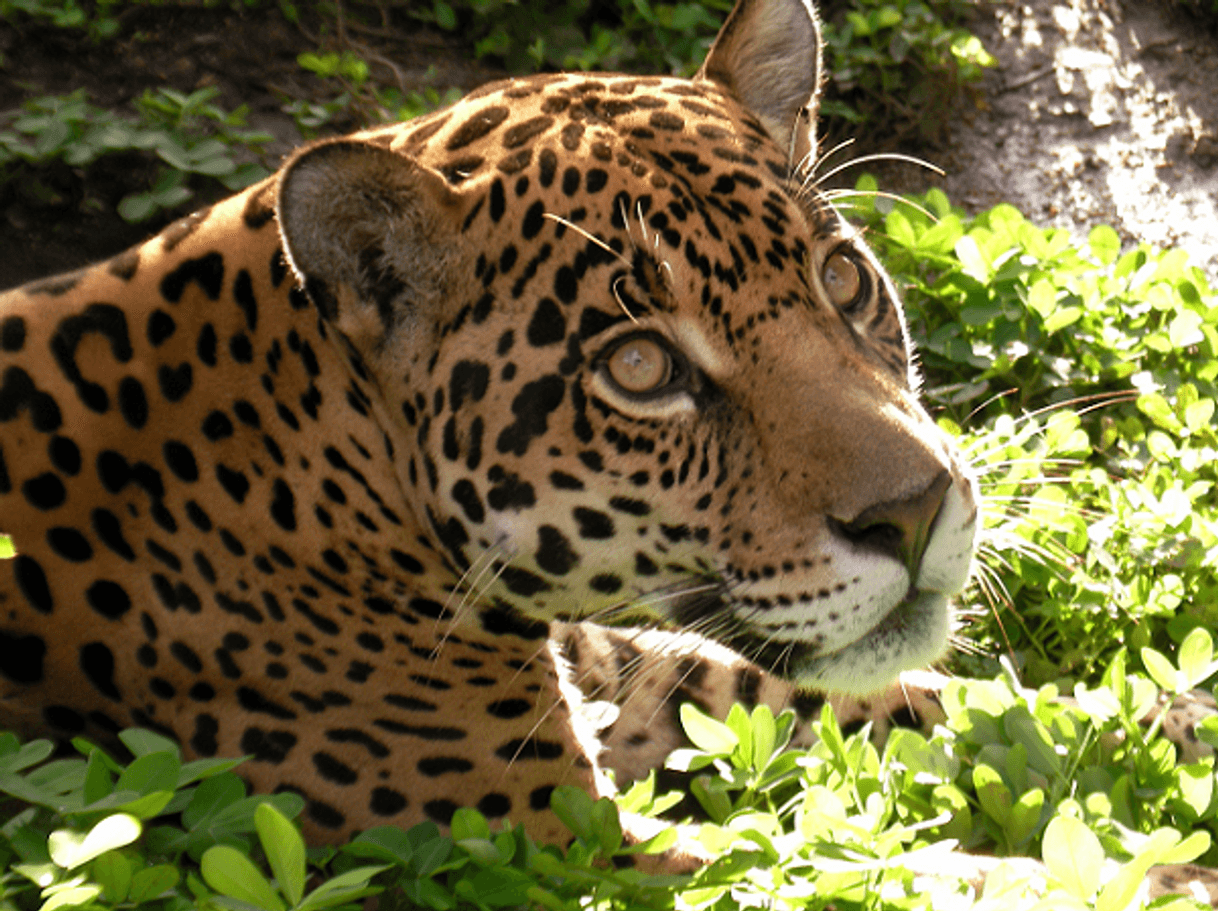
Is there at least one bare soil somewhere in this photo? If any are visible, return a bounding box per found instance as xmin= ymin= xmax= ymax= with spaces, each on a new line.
xmin=1 ymin=0 xmax=1215 ymax=291
xmin=893 ymin=0 xmax=1218 ymax=279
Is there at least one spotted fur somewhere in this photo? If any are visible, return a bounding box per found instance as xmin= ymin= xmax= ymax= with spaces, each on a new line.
xmin=0 ymin=0 xmax=982 ymax=849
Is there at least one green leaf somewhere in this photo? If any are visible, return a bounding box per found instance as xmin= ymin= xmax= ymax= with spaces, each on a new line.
xmin=973 ymin=764 xmax=1011 ymax=827
xmin=1169 ymin=308 xmax=1205 ymax=348
xmin=954 ymin=234 xmax=991 ymax=282
xmin=1141 ymin=647 xmax=1179 ymax=692
xmin=680 ymin=703 xmax=739 ymax=755
xmin=296 ymin=865 xmax=387 ymax=911
xmin=1042 ymin=815 xmax=1103 ymax=901
xmin=1175 ymin=764 xmax=1214 ymax=818
xmin=91 ymin=852 xmax=130 ymax=902
xmin=1007 ymin=789 xmax=1044 ymax=848
xmin=40 ymin=884 xmax=101 ymax=911
xmin=885 ymin=208 xmax=917 ymax=248
xmin=1088 ymin=224 xmax=1120 ymax=264
xmin=200 ymin=845 xmax=286 ymax=911
xmin=433 ymin=0 xmax=457 ymax=29
xmin=1177 ymin=627 xmax=1218 ymax=687
xmin=116 ymin=751 xmax=179 ymax=795
xmin=128 ymin=864 xmax=179 ymax=903
xmin=550 ymin=786 xmax=594 ymax=842
xmin=255 ymin=803 xmax=306 ymax=907
xmin=48 ymin=815 xmax=141 ymax=870
xmin=1027 ymin=278 xmax=1056 ymax=318
xmin=1137 ymin=392 xmax=1185 ymax=433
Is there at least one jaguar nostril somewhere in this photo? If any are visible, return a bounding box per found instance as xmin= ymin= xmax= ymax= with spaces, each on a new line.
xmin=830 ymin=469 xmax=952 ymax=574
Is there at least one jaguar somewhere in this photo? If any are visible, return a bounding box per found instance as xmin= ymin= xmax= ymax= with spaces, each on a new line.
xmin=2 ymin=0 xmax=1215 ymax=901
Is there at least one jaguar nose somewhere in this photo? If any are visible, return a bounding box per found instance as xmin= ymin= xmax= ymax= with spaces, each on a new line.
xmin=829 ymin=469 xmax=952 ymax=577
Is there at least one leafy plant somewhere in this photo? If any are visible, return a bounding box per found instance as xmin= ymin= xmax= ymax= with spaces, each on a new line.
xmin=292 ymin=54 xmax=463 ymax=131
xmin=400 ymin=0 xmax=990 ymax=140
xmin=0 ymin=87 xmax=272 ymax=222
xmin=819 ymin=0 xmax=995 ymax=141
xmin=0 ymin=0 xmax=123 ymax=41
xmin=840 ymin=177 xmax=1218 ymax=684
xmin=5 ymin=630 xmax=1216 ymax=911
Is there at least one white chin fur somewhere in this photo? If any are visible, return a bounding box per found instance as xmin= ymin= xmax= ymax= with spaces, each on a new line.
xmin=789 ymin=589 xmax=951 ymax=696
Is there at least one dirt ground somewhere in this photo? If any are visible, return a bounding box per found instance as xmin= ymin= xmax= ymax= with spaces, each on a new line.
xmin=1 ymin=0 xmax=1216 ymax=290
xmin=913 ymin=0 xmax=1218 ymax=280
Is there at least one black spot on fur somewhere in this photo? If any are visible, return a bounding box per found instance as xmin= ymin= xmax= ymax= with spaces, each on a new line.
xmin=50 ymin=304 xmax=132 ymax=413
xmin=160 ymin=252 xmax=224 ymax=303
xmin=1 ymin=317 xmax=25 ymax=351
xmin=86 ymin=580 xmax=131 ymax=620
xmin=270 ymin=479 xmax=296 ymax=531
xmin=22 ymin=473 xmax=65 ymax=510
xmin=496 ymin=375 xmax=565 ymax=456
xmin=536 ymin=525 xmax=577 ymax=575
xmin=241 ymin=727 xmax=298 ymax=763
xmin=0 ymin=632 xmax=45 ymax=683
xmin=80 ymin=642 xmax=121 ymax=700
xmin=370 ymin=787 xmax=407 ymax=816
xmin=573 ymin=507 xmax=614 ymax=539
xmin=0 ymin=367 xmax=62 ymax=432
xmin=48 ymin=436 xmax=80 ymax=474
xmin=118 ymin=377 xmax=148 ymax=428
xmin=526 ymin=298 xmax=565 ymax=346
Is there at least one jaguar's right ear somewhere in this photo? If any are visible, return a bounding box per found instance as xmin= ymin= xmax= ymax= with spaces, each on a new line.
xmin=697 ymin=0 xmax=821 ymax=166
xmin=276 ymin=139 xmax=462 ymax=355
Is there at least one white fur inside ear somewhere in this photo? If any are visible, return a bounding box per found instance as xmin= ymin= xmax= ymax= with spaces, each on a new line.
xmin=275 ymin=140 xmax=461 ymax=348
xmin=697 ymin=0 xmax=821 ymax=157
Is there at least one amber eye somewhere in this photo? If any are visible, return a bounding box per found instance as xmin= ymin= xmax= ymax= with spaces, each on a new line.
xmin=605 ymin=336 xmax=673 ymax=394
xmin=823 ymin=252 xmax=862 ymax=309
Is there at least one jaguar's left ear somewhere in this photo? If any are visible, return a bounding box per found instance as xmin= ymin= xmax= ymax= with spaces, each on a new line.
xmin=276 ymin=138 xmax=462 ymax=354
xmin=697 ymin=0 xmax=821 ymax=164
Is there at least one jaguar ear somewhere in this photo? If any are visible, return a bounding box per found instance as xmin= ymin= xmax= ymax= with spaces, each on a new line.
xmin=276 ymin=139 xmax=462 ymax=354
xmin=697 ymin=0 xmax=821 ymax=164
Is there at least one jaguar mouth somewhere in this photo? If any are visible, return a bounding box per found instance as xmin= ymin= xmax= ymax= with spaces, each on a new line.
xmin=723 ymin=587 xmax=951 ymax=696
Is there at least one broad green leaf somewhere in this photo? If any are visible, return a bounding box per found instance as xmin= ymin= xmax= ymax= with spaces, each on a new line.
xmin=255 ymin=804 xmax=305 ymax=907
xmin=1141 ymin=647 xmax=1179 ymax=692
xmin=751 ymin=704 xmax=777 ymax=769
xmin=1176 ymin=764 xmax=1215 ymax=818
xmin=1169 ymin=308 xmax=1205 ymax=348
xmin=1137 ymin=392 xmax=1185 ymax=433
xmin=885 ymin=208 xmax=917 ymax=248
xmin=115 ymin=752 xmax=179 ymax=796
xmin=48 ymin=815 xmax=140 ymax=870
xmin=954 ymin=234 xmax=990 ymax=282
xmin=91 ymin=852 xmax=130 ymax=902
xmin=1027 ymin=278 xmax=1056 ymax=318
xmin=200 ymin=845 xmax=286 ymax=911
xmin=1042 ymin=815 xmax=1103 ymax=900
xmin=1184 ymin=398 xmax=1216 ymax=433
xmin=550 ymin=785 xmax=595 ymax=842
xmin=973 ymin=764 xmax=1011 ymax=827
xmin=449 ymin=807 xmax=490 ymax=842
xmin=40 ymin=884 xmax=101 ymax=911
xmin=1088 ymin=224 xmax=1120 ymax=264
xmin=1043 ymin=304 xmax=1082 ymax=333
xmin=127 ymin=865 xmax=179 ymax=903
xmin=346 ymin=827 xmax=413 ymax=865
xmin=1178 ymin=627 xmax=1218 ymax=687
xmin=297 ymin=866 xmax=387 ymax=911
xmin=680 ymin=703 xmax=738 ymax=755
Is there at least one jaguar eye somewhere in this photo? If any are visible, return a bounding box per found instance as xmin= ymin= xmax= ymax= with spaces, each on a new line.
xmin=823 ymin=252 xmax=862 ymax=309
xmin=605 ymin=336 xmax=673 ymax=394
